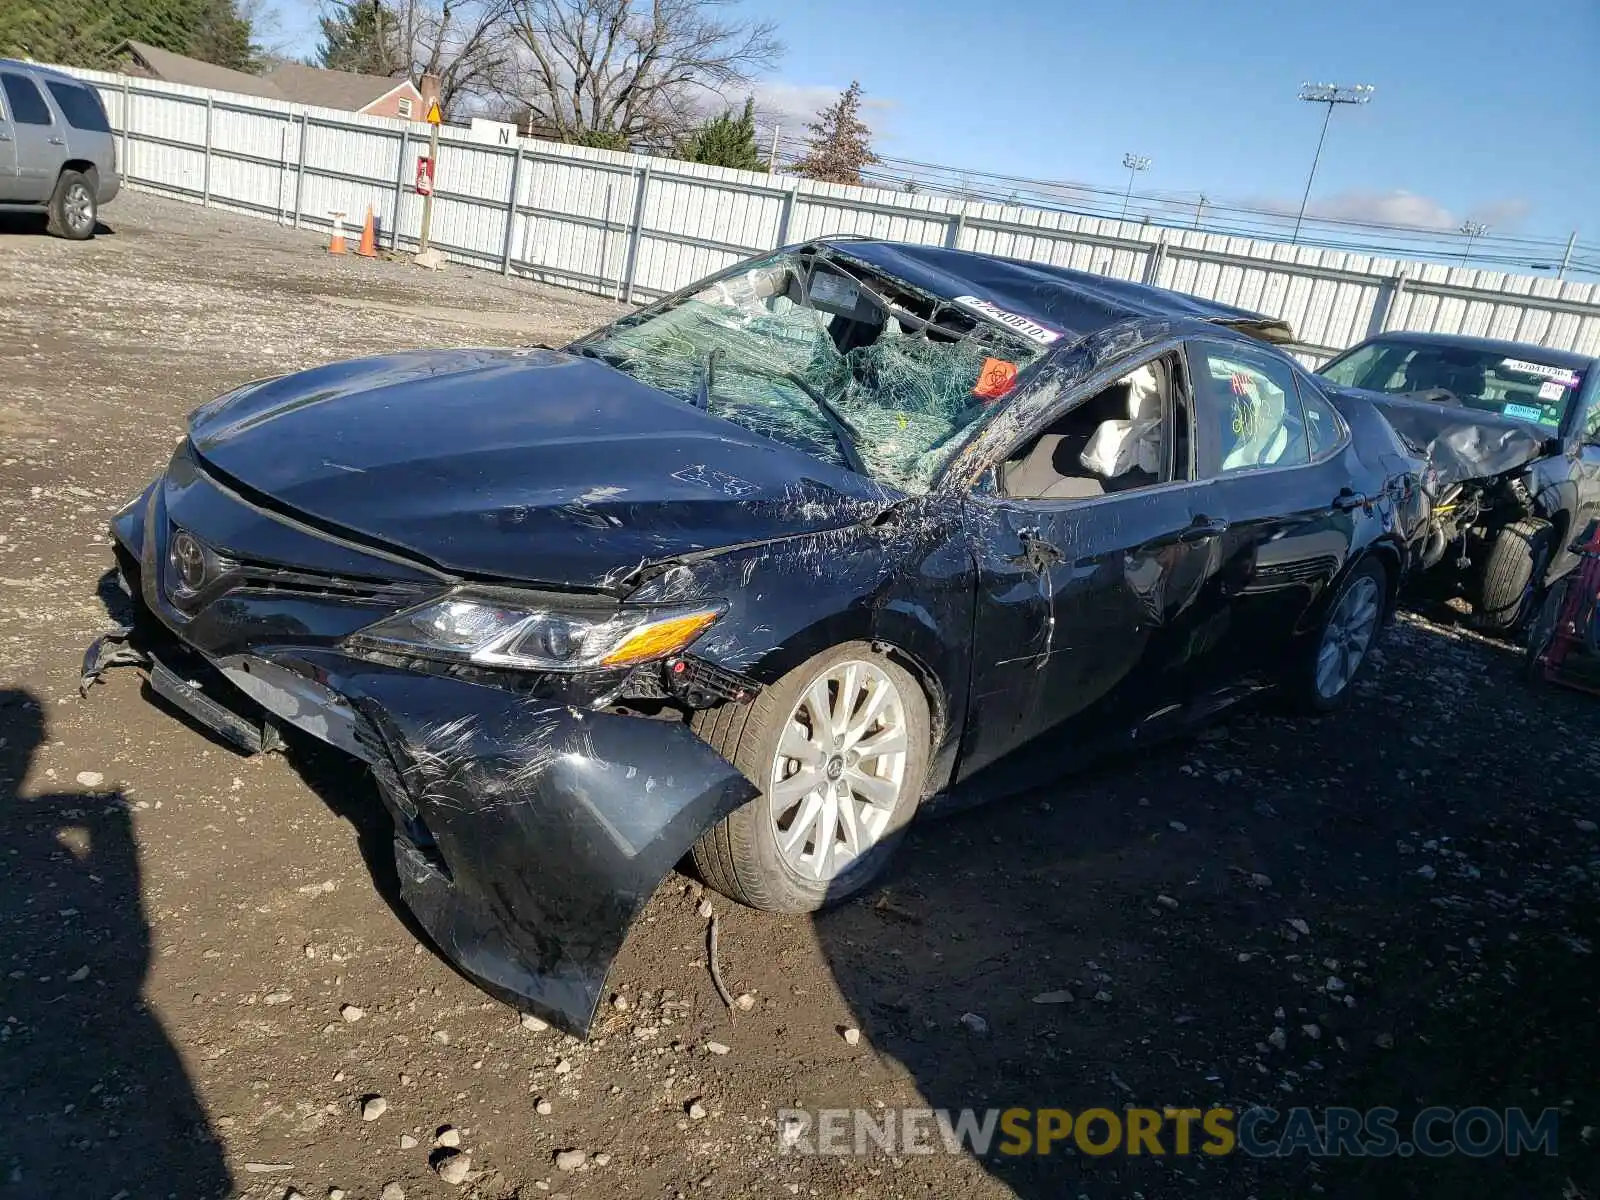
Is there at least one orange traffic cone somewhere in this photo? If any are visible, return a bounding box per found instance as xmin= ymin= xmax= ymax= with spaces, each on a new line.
xmin=327 ymin=211 xmax=348 ymax=255
xmin=356 ymin=204 xmax=378 ymax=258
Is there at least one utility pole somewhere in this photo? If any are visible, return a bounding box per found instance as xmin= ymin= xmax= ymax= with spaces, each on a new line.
xmin=767 ymin=124 xmax=781 ymax=173
xmin=1193 ymin=193 xmax=1207 ymax=230
xmin=1458 ymin=220 xmax=1487 ymax=266
xmin=1558 ymin=230 xmax=1577 ymax=280
xmin=1292 ymin=82 xmax=1374 ymax=245
xmin=414 ymin=73 xmax=444 ymax=269
xmin=1120 ymin=153 xmax=1150 ymax=221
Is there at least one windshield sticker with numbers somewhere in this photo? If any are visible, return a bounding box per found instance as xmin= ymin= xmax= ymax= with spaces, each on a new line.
xmin=1502 ymin=359 xmax=1579 ymax=385
xmin=953 ymin=296 xmax=1062 ymax=345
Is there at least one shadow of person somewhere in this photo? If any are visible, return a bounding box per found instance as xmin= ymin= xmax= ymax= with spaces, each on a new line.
xmin=0 ymin=688 xmax=232 ymax=1198
xmin=806 ymin=743 xmax=1194 ymax=1199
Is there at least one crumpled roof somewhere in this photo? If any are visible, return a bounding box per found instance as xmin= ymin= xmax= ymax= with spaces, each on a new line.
xmin=821 ymin=240 xmax=1293 ymax=347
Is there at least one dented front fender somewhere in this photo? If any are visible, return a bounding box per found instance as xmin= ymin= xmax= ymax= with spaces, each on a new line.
xmin=297 ymin=655 xmax=758 ymax=1036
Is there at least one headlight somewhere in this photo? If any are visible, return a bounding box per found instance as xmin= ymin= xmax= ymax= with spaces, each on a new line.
xmin=345 ymin=590 xmax=724 ymax=672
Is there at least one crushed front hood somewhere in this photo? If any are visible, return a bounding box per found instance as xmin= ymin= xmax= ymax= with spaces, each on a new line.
xmin=1342 ymin=388 xmax=1549 ymax=488
xmin=189 ymin=348 xmax=888 ymax=587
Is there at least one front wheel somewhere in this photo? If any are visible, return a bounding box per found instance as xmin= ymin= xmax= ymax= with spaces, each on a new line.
xmin=690 ymin=644 xmax=930 ymax=913
xmin=1290 ymin=557 xmax=1389 ymax=712
xmin=1475 ymin=518 xmax=1554 ymax=636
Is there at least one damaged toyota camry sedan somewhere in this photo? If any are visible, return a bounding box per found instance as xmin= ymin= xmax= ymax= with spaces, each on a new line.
xmin=87 ymin=241 xmax=1427 ymax=1035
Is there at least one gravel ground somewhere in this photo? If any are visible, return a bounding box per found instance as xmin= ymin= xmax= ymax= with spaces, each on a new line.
xmin=2 ymin=192 xmax=1599 ymax=1200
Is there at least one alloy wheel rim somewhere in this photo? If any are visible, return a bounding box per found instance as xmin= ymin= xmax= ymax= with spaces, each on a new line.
xmin=1315 ymin=575 xmax=1381 ymax=699
xmin=65 ymin=184 xmax=93 ymax=232
xmin=768 ymin=659 xmax=908 ymax=881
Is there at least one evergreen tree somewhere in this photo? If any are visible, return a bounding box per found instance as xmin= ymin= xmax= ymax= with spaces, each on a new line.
xmin=189 ymin=0 xmax=259 ymax=71
xmin=793 ymin=81 xmax=877 ymax=186
xmin=677 ymin=99 xmax=766 ymax=172
xmin=0 ymin=1 xmax=117 ymax=66
xmin=0 ymin=0 xmax=259 ymax=71
xmin=317 ymin=0 xmax=399 ymax=76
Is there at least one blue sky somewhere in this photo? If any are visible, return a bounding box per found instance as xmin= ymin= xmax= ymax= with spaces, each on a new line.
xmin=275 ymin=0 xmax=1598 ymax=255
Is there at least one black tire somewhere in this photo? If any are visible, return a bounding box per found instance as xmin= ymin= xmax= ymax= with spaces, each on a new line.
xmin=46 ymin=170 xmax=97 ymax=240
xmin=1523 ymin=577 xmax=1569 ymax=682
xmin=1288 ymin=556 xmax=1390 ymax=713
xmin=1476 ymin=518 xmax=1553 ymax=636
xmin=689 ymin=643 xmax=930 ymax=913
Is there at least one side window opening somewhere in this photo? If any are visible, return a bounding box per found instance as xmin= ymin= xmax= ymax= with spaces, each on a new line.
xmin=999 ymin=353 xmax=1185 ymax=501
xmin=1194 ymin=343 xmax=1312 ymax=475
xmin=45 ymin=81 xmax=110 ymax=133
xmin=0 ymin=73 xmax=54 ymax=126
xmin=1300 ymin=378 xmax=1347 ymax=461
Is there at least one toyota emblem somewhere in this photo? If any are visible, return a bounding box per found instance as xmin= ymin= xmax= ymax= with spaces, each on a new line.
xmin=171 ymin=531 xmax=207 ymax=594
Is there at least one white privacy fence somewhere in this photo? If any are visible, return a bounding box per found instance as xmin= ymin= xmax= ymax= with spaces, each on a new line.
xmin=69 ymin=67 xmax=1600 ymax=363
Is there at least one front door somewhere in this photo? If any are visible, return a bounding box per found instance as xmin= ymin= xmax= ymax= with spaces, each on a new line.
xmin=958 ymin=345 xmax=1235 ymax=779
xmin=961 ymin=482 xmax=1230 ymax=778
xmin=0 ymin=72 xmax=65 ymax=203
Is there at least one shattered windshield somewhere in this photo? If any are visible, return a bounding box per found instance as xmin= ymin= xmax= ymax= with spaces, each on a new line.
xmin=574 ymin=251 xmax=1048 ymax=492
xmin=1321 ymin=340 xmax=1585 ymax=431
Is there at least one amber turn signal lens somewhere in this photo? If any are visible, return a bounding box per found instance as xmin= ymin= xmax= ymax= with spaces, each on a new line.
xmin=598 ymin=609 xmax=720 ymax=668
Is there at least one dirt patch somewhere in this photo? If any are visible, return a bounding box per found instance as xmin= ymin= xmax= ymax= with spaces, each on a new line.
xmin=1 ymin=193 xmax=1598 ymax=1200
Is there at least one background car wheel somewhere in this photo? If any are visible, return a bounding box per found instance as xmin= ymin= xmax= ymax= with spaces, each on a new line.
xmin=47 ymin=171 xmax=97 ymax=241
xmin=1476 ymin=518 xmax=1553 ymax=637
xmin=1522 ymin=577 xmax=1569 ymax=682
xmin=1291 ymin=557 xmax=1388 ymax=713
xmin=690 ymin=643 xmax=930 ymax=914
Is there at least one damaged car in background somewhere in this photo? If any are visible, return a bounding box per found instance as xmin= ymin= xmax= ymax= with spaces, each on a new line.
xmin=1320 ymin=332 xmax=1600 ymax=633
xmin=85 ymin=240 xmax=1429 ymax=1036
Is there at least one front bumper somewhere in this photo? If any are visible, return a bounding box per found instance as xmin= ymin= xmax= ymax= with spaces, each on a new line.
xmin=99 ymin=459 xmax=757 ymax=1035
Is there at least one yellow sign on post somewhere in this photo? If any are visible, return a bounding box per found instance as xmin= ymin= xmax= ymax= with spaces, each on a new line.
xmin=425 ymin=99 xmax=442 ymax=126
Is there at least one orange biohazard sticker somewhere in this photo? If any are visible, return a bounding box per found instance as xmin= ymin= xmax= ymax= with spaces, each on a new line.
xmin=973 ymin=358 xmax=1019 ymax=402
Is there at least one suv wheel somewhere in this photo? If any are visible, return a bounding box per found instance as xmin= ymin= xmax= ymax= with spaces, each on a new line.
xmin=47 ymin=171 xmax=97 ymax=241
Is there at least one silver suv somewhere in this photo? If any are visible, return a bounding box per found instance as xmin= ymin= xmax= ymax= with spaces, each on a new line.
xmin=0 ymin=60 xmax=119 ymax=239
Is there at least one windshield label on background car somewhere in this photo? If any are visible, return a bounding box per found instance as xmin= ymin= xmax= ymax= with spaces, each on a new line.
xmin=1502 ymin=402 xmax=1545 ymax=423
xmin=1502 ymin=358 xmax=1580 ymax=385
xmin=953 ymin=296 xmax=1062 ymax=345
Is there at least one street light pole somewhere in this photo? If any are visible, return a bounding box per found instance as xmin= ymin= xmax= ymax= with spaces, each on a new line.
xmin=1292 ymin=82 xmax=1374 ymax=245
xmin=1121 ymin=153 xmax=1150 ymax=221
xmin=1458 ymin=220 xmax=1487 ymax=265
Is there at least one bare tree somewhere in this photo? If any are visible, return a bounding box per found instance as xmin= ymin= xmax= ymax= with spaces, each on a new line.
xmin=394 ymin=0 xmax=519 ymax=112
xmin=318 ymin=0 xmax=515 ymax=113
xmin=504 ymin=0 xmax=780 ymax=149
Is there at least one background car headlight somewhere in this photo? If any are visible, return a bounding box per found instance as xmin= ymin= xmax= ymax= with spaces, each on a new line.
xmin=345 ymin=590 xmax=724 ymax=672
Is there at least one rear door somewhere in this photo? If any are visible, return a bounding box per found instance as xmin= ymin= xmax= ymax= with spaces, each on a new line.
xmin=0 ymin=84 xmax=17 ymax=199
xmin=1185 ymin=338 xmax=1360 ymax=687
xmin=0 ymin=71 xmax=65 ymax=202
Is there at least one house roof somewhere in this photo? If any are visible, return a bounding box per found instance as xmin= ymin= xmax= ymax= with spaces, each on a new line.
xmin=262 ymin=62 xmax=414 ymax=112
xmin=112 ymin=41 xmax=417 ymax=114
xmin=115 ymin=40 xmax=283 ymax=101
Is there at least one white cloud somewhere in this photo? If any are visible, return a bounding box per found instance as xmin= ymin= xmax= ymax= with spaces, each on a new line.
xmin=1248 ymin=188 xmax=1531 ymax=232
xmin=741 ymin=82 xmax=894 ymax=139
